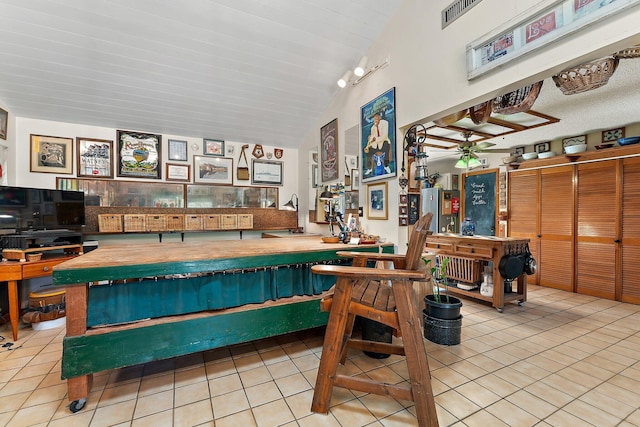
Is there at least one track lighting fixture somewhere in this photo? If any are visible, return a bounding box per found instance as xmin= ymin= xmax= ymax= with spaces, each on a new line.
xmin=336 ymin=57 xmax=389 ymax=88
xmin=354 ymin=56 xmax=368 ymax=77
xmin=337 ymin=70 xmax=353 ymax=88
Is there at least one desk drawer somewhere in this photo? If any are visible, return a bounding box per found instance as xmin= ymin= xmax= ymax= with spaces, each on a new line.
xmin=453 ymin=243 xmax=493 ymax=258
xmin=23 ymin=259 xmax=70 ymax=279
xmin=0 ymin=265 xmax=22 ymax=281
xmin=425 ymin=241 xmax=453 ymax=252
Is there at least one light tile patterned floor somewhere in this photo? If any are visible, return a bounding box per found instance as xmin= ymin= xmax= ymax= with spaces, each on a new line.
xmin=1 ymin=284 xmax=640 ymax=426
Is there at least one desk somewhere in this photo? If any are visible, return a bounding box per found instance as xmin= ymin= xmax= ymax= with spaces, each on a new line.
xmin=425 ymin=234 xmax=529 ymax=312
xmin=0 ymin=255 xmax=75 ymax=340
xmin=53 ymin=237 xmax=393 ymax=412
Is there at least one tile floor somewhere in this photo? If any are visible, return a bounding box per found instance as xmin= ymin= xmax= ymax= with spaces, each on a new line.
xmin=1 ymin=284 xmax=640 ymax=427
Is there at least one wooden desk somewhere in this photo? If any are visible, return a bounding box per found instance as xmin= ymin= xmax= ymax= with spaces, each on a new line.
xmin=53 ymin=237 xmax=393 ymax=412
xmin=0 ymin=255 xmax=75 ymax=340
xmin=425 ymin=234 xmax=529 ymax=312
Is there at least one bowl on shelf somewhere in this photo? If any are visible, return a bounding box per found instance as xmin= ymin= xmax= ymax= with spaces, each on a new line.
xmin=618 ymin=136 xmax=640 ymax=146
xmin=595 ymin=143 xmax=615 ymax=150
xmin=538 ymin=151 xmax=557 ymax=159
xmin=521 ymin=152 xmax=538 ymax=160
xmin=564 ymin=143 xmax=588 ymax=154
xmin=321 ymin=236 xmax=340 ymax=243
xmin=502 ymin=155 xmax=519 ymax=164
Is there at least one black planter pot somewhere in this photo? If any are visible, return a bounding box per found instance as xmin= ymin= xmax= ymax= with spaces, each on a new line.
xmin=424 ymin=294 xmax=463 ymax=320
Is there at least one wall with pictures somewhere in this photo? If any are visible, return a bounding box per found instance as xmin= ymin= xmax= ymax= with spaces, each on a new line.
xmin=301 ymin=0 xmax=640 ymax=249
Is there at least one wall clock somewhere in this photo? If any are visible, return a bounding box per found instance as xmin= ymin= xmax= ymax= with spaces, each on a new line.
xmin=602 ymin=127 xmax=625 ymax=142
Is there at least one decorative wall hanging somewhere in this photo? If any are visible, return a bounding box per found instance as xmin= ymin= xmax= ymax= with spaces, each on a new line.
xmin=116 ymin=130 xmax=161 ymax=179
xmin=168 ymin=139 xmax=188 ymax=162
xmin=320 ymin=118 xmax=339 ymax=183
xmin=0 ymin=107 xmax=7 ymax=140
xmin=194 ymin=155 xmax=233 ymax=185
xmin=252 ymin=159 xmax=283 ymax=186
xmin=165 ymin=163 xmax=191 ymax=182
xmin=367 ymin=181 xmax=388 ymax=220
xmin=203 ymin=139 xmax=225 ymax=156
xmin=76 ymin=137 xmax=113 ymax=178
xmin=30 ymin=134 xmax=74 ymax=174
xmin=602 ymin=127 xmax=624 ymax=142
xmin=534 ymin=141 xmax=550 ymax=153
xmin=237 ymin=144 xmax=250 ymax=180
xmin=361 ymin=87 xmax=396 ymax=183
xmin=274 ymin=148 xmax=283 ymax=159
xmin=252 ymin=144 xmax=264 ymax=158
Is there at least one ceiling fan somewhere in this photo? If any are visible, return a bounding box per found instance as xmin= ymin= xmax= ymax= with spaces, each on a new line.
xmin=454 ymin=130 xmax=513 ymax=169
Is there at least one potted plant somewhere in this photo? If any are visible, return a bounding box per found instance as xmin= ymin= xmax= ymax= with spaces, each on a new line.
xmin=422 ymin=256 xmax=463 ymax=345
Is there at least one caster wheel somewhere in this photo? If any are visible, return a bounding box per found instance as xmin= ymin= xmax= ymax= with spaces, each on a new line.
xmin=518 ymin=301 xmax=524 ymax=306
xmin=496 ymin=307 xmax=504 ymax=313
xmin=69 ymin=398 xmax=87 ymax=413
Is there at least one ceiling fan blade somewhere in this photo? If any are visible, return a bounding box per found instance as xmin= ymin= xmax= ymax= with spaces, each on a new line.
xmin=481 ymin=148 xmax=516 ymax=153
xmin=475 ymin=141 xmax=496 ymax=150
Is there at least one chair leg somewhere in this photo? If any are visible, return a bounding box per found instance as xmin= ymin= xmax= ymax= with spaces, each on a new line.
xmin=393 ymin=279 xmax=439 ymax=427
xmin=339 ymin=313 xmax=356 ymax=364
xmin=311 ymin=276 xmax=354 ymax=414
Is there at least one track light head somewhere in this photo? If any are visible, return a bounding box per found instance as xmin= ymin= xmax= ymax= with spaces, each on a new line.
xmin=337 ymin=70 xmax=353 ymax=88
xmin=354 ymin=56 xmax=368 ymax=77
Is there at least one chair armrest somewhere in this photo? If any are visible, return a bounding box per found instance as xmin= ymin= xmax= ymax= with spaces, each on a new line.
xmin=311 ymin=265 xmax=426 ymax=281
xmin=336 ymin=251 xmax=405 ymax=262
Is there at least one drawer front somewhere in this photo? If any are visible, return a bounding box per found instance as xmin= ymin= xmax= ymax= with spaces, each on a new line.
xmin=0 ymin=265 xmax=23 ymax=281
xmin=425 ymin=241 xmax=454 ymax=253
xmin=453 ymin=243 xmax=493 ymax=258
xmin=23 ymin=258 xmax=70 ymax=279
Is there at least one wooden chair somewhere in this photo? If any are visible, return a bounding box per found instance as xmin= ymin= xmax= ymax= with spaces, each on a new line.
xmin=310 ymin=212 xmax=438 ymax=427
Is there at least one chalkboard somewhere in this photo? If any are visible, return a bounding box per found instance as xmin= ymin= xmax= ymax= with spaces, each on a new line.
xmin=462 ymin=169 xmax=497 ymax=236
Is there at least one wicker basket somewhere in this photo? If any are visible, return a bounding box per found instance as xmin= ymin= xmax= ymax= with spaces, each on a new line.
xmin=98 ymin=214 xmax=123 ymax=233
xmin=166 ymin=214 xmax=185 ymax=231
xmin=184 ymin=214 xmax=203 ymax=231
xmin=237 ymin=214 xmax=253 ymax=229
xmin=146 ymin=214 xmax=166 ymax=232
xmin=203 ymin=214 xmax=221 ymax=230
xmin=124 ymin=214 xmax=146 ymax=232
xmin=552 ymin=56 xmax=619 ymax=95
xmin=436 ymin=255 xmax=482 ymax=284
xmin=221 ymin=214 xmax=237 ymax=229
xmin=614 ymin=44 xmax=640 ymax=59
xmin=492 ymin=81 xmax=543 ymax=114
xmin=468 ymin=101 xmax=492 ymax=125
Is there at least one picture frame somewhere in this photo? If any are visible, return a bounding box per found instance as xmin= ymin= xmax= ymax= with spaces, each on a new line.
xmin=534 ymin=141 xmax=550 ymax=153
xmin=203 ymin=139 xmax=225 ymax=156
xmin=513 ymin=146 xmax=525 ymax=155
xmin=399 ymin=217 xmax=408 ymax=226
xmin=0 ymin=107 xmax=7 ymax=140
xmin=194 ymin=155 xmax=233 ymax=185
xmin=399 ymin=205 xmax=408 ymax=215
xmin=168 ymin=139 xmax=188 ymax=162
xmin=367 ymin=182 xmax=388 ymax=220
xmin=350 ymin=169 xmax=360 ymax=190
xmin=399 ymin=194 xmax=408 ymax=204
xmin=602 ymin=127 xmax=624 ymax=142
xmin=408 ymin=193 xmax=420 ymax=225
xmin=117 ymin=130 xmax=161 ymax=179
xmin=30 ymin=134 xmax=74 ymax=174
xmin=76 ymin=137 xmax=113 ymax=178
xmin=562 ymin=135 xmax=586 ymax=153
xmin=361 ymin=87 xmax=397 ymax=183
xmin=320 ymin=118 xmax=338 ymax=183
xmin=311 ymin=164 xmax=318 ymax=188
xmin=252 ymin=159 xmax=283 ymax=186
xmin=165 ymin=163 xmax=191 ymax=182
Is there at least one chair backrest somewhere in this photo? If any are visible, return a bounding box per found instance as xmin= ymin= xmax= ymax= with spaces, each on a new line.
xmin=404 ymin=212 xmax=434 ymax=271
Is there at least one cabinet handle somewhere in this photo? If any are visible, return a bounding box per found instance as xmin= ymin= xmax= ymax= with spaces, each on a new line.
xmin=614 ymin=239 xmax=621 ymax=243
xmin=43 ymin=266 xmax=50 ymax=272
xmin=537 ymin=235 xmax=542 ymax=238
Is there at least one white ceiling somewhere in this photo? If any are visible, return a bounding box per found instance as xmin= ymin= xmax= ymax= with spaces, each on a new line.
xmin=0 ymin=0 xmax=402 ymax=148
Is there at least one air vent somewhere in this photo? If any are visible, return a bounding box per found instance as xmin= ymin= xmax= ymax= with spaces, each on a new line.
xmin=442 ymin=0 xmax=483 ymax=29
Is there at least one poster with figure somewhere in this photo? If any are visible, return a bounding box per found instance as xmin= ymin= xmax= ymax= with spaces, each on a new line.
xmin=320 ymin=119 xmax=338 ymax=183
xmin=361 ymin=87 xmax=396 ymax=183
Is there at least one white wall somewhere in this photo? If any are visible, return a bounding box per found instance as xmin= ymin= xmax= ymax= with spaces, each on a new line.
xmin=301 ymin=0 xmax=640 ymax=250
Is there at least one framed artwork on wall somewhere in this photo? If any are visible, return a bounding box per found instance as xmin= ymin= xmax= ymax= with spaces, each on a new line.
xmin=30 ymin=134 xmax=74 ymax=174
xmin=117 ymin=130 xmax=161 ymax=179
xmin=350 ymin=169 xmax=360 ymax=190
xmin=602 ymin=127 xmax=624 ymax=142
xmin=168 ymin=139 xmax=188 ymax=161
xmin=165 ymin=163 xmax=191 ymax=182
xmin=367 ymin=181 xmax=388 ymax=220
xmin=361 ymin=87 xmax=396 ymax=183
xmin=320 ymin=118 xmax=338 ymax=183
xmin=252 ymin=159 xmax=283 ymax=185
xmin=203 ymin=139 xmax=225 ymax=156
xmin=534 ymin=141 xmax=550 ymax=153
xmin=76 ymin=137 xmax=113 ymax=178
xmin=0 ymin=107 xmax=7 ymax=140
xmin=194 ymin=155 xmax=233 ymax=185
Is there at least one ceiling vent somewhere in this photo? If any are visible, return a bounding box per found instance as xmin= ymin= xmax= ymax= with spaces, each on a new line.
xmin=442 ymin=0 xmax=483 ymax=29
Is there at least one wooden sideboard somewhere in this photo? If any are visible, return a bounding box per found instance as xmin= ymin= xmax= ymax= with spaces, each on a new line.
xmin=425 ymin=233 xmax=529 ymax=312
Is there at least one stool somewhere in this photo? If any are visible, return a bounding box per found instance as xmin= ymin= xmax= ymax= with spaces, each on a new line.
xmin=310 ymin=212 xmax=438 ymax=427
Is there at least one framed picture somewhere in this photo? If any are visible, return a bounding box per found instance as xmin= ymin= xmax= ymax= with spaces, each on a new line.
xmin=30 ymin=134 xmax=73 ymax=174
xmin=204 ymin=139 xmax=225 ymax=156
xmin=513 ymin=146 xmax=525 ymax=155
xmin=252 ymin=159 xmax=283 ymax=185
xmin=367 ymin=182 xmax=388 ymax=220
xmin=117 ymin=130 xmax=161 ymax=179
xmin=408 ymin=193 xmax=420 ymax=225
xmin=534 ymin=141 xmax=550 ymax=153
xmin=361 ymin=87 xmax=397 ymax=183
xmin=165 ymin=163 xmax=191 ymax=182
xmin=399 ymin=217 xmax=408 ymax=226
xmin=0 ymin=107 xmax=7 ymax=140
xmin=562 ymin=135 xmax=586 ymax=153
xmin=399 ymin=205 xmax=408 ymax=215
xmin=602 ymin=127 xmax=624 ymax=142
xmin=76 ymin=137 xmax=113 ymax=178
xmin=351 ymin=169 xmax=360 ymax=190
xmin=452 ymin=174 xmax=459 ymax=190
xmin=168 ymin=139 xmax=188 ymax=161
xmin=399 ymin=194 xmax=408 ymax=204
xmin=320 ymin=118 xmax=338 ymax=183
xmin=311 ymin=164 xmax=318 ymax=188
xmin=194 ymin=155 xmax=233 ymax=185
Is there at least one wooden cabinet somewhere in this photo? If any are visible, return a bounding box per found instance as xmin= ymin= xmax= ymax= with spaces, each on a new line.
xmin=621 ymin=157 xmax=640 ymax=304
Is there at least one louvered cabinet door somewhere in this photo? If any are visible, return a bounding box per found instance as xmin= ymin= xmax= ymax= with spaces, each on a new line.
xmin=621 ymin=157 xmax=640 ymax=304
xmin=508 ymin=169 xmax=539 ymax=284
xmin=576 ymin=160 xmax=618 ymax=299
xmin=539 ymin=166 xmax=574 ymax=291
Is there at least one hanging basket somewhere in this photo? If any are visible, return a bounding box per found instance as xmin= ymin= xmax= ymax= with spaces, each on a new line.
xmin=552 ymin=56 xmax=619 ymax=95
xmin=492 ymin=81 xmax=543 ymax=114
xmin=468 ymin=101 xmax=492 ymax=124
xmin=614 ymin=44 xmax=640 ymax=59
xmin=433 ymin=109 xmax=466 ymax=126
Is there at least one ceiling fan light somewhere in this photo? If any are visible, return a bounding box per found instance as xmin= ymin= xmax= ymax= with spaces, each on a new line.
xmin=455 ymin=157 xmax=468 ymax=169
xmin=468 ymin=157 xmax=482 ymax=168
